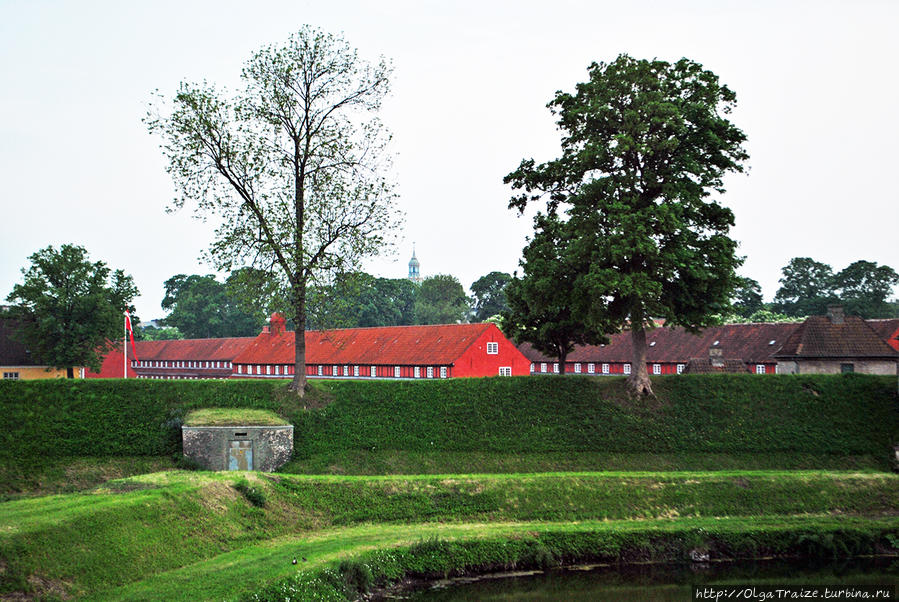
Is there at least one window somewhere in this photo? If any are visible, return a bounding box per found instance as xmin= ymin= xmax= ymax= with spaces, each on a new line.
xmin=414 ymin=366 xmax=420 ymax=378
xmin=588 ymin=363 xmax=595 ymax=374
xmin=274 ymin=365 xmax=280 ymax=375
xmin=343 ymin=365 xmax=349 ymax=376
xmin=677 ymin=364 xmax=685 ymax=374
xmin=755 ymin=364 xmax=765 ymax=374
xmin=427 ymin=366 xmax=434 ymax=378
xmin=574 ymin=363 xmax=582 ymax=373
xmin=652 ymin=364 xmax=661 ymax=375
xmin=333 ymin=365 xmax=339 ymax=376
xmin=553 ymin=363 xmax=559 ymax=373
xmin=486 ymin=342 xmax=499 ymax=354
xmin=354 ymin=366 xmax=359 ymax=377
xmin=266 ymin=365 xmax=272 ymax=375
xmin=530 ymin=363 xmax=535 ymax=373
xmin=317 ymin=365 xmax=323 ymax=376
xmin=237 ymin=365 xmax=243 ymax=374
xmin=541 ymin=362 xmax=547 ymax=373
xmin=498 ymin=367 xmax=512 ymax=376
xmin=394 ymin=366 xmax=401 ymax=378
xmin=840 ymin=363 xmax=854 ymax=373
xmin=371 ymin=366 xmax=376 ymax=378
xmin=2 ymin=372 xmax=19 ymax=380
xmin=623 ymin=363 xmax=631 ymax=375
xmin=602 ymin=363 xmax=609 ymax=374
xmin=440 ymin=366 xmax=447 ymax=378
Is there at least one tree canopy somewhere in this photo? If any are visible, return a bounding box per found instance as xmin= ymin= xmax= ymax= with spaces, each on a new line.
xmin=833 ymin=260 xmax=899 ymax=319
xmin=5 ymin=244 xmax=138 ymax=377
xmin=161 ymin=274 xmax=262 ymax=338
xmin=470 ymin=271 xmax=512 ymax=322
xmin=731 ymin=277 xmax=764 ymax=318
xmin=772 ymin=257 xmax=836 ymax=317
xmin=506 ymin=54 xmax=748 ymax=395
xmin=503 ymin=213 xmax=606 ymax=372
xmin=414 ymin=275 xmax=469 ymax=325
xmin=146 ymin=27 xmax=401 ymax=395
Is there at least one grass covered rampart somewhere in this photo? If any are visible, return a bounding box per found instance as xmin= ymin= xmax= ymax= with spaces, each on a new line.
xmin=1 ymin=374 xmax=896 ymax=463
xmin=2 ymin=470 xmax=898 ymax=600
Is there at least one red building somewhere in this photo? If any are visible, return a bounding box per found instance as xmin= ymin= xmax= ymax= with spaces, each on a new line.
xmin=128 ymin=337 xmax=255 ymax=379
xmin=231 ymin=314 xmax=531 ymax=379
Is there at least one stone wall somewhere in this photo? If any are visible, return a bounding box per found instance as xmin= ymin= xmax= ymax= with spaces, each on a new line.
xmin=776 ymin=359 xmax=898 ymax=375
xmin=182 ymin=425 xmax=293 ymax=472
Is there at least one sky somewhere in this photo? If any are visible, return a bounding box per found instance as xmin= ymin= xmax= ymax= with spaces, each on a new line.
xmin=1 ymin=0 xmax=897 ymax=321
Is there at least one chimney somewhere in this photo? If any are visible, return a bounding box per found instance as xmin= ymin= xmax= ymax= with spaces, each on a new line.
xmin=709 ymin=347 xmax=724 ymax=368
xmin=827 ymin=305 xmax=844 ymax=325
xmin=269 ymin=312 xmax=286 ymax=336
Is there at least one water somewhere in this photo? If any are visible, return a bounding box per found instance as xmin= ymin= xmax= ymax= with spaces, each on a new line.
xmin=391 ymin=558 xmax=899 ymax=601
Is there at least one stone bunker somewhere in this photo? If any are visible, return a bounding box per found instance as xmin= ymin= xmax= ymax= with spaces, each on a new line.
xmin=181 ymin=408 xmax=293 ymax=472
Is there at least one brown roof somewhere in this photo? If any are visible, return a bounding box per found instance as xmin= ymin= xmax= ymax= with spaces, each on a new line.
xmin=0 ymin=316 xmax=36 ymax=366
xmin=773 ymin=316 xmax=899 ymax=359
xmin=518 ymin=322 xmax=798 ymax=364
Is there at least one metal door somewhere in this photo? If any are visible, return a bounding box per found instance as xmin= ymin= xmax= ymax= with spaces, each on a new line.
xmin=229 ymin=440 xmax=253 ymax=470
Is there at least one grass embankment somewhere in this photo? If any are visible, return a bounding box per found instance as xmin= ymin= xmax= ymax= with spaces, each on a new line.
xmin=184 ymin=408 xmax=288 ymax=426
xmin=1 ymin=470 xmax=898 ymax=600
xmin=1 ymin=374 xmax=897 ymax=495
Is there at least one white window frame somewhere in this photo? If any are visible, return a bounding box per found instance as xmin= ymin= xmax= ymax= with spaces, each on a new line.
xmin=3 ymin=372 xmax=20 ymax=380
xmin=602 ymin=363 xmax=609 ymax=374
xmin=394 ymin=366 xmax=401 ymax=378
xmin=237 ymin=365 xmax=243 ymax=374
xmin=317 ymin=365 xmax=323 ymax=376
xmin=623 ymin=363 xmax=631 ymax=375
xmin=343 ymin=365 xmax=349 ymax=377
xmin=486 ymin=342 xmax=499 ymax=354
xmin=553 ymin=363 xmax=559 ymax=373
xmin=427 ymin=366 xmax=434 ymax=378
xmin=677 ymin=364 xmax=685 ymax=374
xmin=587 ymin=363 xmax=595 ymax=374
xmin=440 ymin=366 xmax=447 ymax=378
xmin=274 ymin=365 xmax=280 ymax=375
xmin=653 ymin=364 xmax=661 ymax=375
xmin=756 ymin=364 xmax=766 ymax=374
xmin=541 ymin=362 xmax=547 ymax=373
xmin=574 ymin=363 xmax=582 ymax=373
xmin=354 ymin=365 xmax=359 ymax=377
xmin=414 ymin=366 xmax=421 ymax=378
xmin=266 ymin=365 xmax=272 ymax=375
xmin=333 ymin=365 xmax=339 ymax=377
xmin=371 ymin=366 xmax=377 ymax=378
xmin=498 ymin=366 xmax=512 ymax=376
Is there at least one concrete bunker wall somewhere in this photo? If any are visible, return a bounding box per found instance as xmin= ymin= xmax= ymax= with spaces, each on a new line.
xmin=182 ymin=425 xmax=293 ymax=472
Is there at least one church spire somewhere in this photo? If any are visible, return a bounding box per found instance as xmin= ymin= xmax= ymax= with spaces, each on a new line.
xmin=408 ymin=244 xmax=421 ymax=283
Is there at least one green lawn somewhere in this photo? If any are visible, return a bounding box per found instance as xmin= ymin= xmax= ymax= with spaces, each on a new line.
xmin=2 ymin=470 xmax=898 ymax=600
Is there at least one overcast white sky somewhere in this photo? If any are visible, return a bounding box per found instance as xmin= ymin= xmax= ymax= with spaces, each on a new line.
xmin=1 ymin=0 xmax=897 ymax=320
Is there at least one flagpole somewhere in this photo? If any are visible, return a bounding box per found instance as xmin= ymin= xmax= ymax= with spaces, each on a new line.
xmin=124 ymin=312 xmax=128 ymax=379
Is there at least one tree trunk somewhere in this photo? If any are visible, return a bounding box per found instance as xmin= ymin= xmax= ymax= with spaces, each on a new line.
xmin=290 ymin=285 xmax=307 ymax=396
xmin=557 ymin=348 xmax=567 ymax=374
xmin=66 ymin=366 xmax=74 ymax=379
xmin=628 ymin=326 xmax=653 ymax=396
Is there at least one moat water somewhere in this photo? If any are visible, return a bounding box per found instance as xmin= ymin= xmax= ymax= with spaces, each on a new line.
xmin=390 ymin=557 xmax=898 ymax=601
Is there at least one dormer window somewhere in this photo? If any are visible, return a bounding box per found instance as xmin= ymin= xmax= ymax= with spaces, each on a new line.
xmin=713 ymin=340 xmax=720 ymax=346
xmin=768 ymin=340 xmax=776 ymax=345
xmin=649 ymin=341 xmax=656 ymax=347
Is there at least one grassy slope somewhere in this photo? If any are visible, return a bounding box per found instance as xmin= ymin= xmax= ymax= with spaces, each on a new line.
xmin=2 ymin=470 xmax=898 ymax=599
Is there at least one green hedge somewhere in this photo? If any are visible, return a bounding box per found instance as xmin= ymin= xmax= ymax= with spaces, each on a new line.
xmin=0 ymin=374 xmax=896 ymax=461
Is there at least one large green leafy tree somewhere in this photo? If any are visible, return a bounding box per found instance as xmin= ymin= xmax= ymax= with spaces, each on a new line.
xmin=833 ymin=260 xmax=899 ymax=318
xmin=731 ymin=276 xmax=765 ymax=318
xmin=414 ymin=275 xmax=469 ymax=325
xmin=772 ymin=257 xmax=836 ymax=317
xmin=6 ymin=244 xmax=138 ymax=378
xmin=161 ymin=274 xmax=261 ymax=338
xmin=503 ymin=214 xmax=606 ymax=373
xmin=470 ymin=271 xmax=512 ymax=322
xmin=306 ymin=272 xmax=417 ymax=329
xmin=146 ymin=27 xmax=401 ymax=396
xmin=506 ymin=55 xmax=748 ymax=395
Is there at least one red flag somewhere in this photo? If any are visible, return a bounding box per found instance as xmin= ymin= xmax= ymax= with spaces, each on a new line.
xmin=125 ymin=311 xmax=139 ymax=361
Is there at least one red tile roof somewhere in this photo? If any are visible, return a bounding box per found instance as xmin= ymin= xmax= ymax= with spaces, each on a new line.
xmin=134 ymin=337 xmax=255 ymax=361
xmin=867 ymin=319 xmax=899 ymax=351
xmin=774 ymin=316 xmax=899 ymax=359
xmin=234 ymin=323 xmax=494 ymax=366
xmin=519 ymin=322 xmax=799 ymax=364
